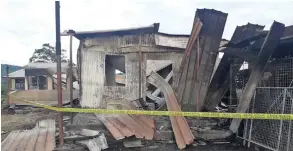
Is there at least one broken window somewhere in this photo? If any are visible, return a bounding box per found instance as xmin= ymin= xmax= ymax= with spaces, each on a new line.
xmin=104 ymin=55 xmax=126 ymax=86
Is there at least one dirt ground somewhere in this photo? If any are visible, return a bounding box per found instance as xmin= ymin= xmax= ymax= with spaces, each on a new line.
xmin=1 ymin=108 xmax=255 ymax=151
xmin=1 ymin=107 xmax=58 ymax=141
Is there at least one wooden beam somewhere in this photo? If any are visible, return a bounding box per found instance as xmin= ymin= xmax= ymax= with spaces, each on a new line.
xmin=229 ymin=21 xmax=285 ymax=133
xmin=151 ymin=71 xmax=173 ymax=96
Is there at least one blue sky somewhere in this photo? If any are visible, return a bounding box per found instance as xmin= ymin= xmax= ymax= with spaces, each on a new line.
xmin=1 ymin=0 xmax=293 ymax=66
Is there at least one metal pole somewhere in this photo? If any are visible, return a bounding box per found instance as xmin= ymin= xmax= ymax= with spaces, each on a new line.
xmin=69 ymin=34 xmax=73 ymax=124
xmin=248 ymin=91 xmax=256 ymax=147
xmin=6 ymin=66 xmax=10 ymax=105
xmin=277 ymin=88 xmax=287 ymax=150
xmin=55 ymin=1 xmax=64 ymax=145
xmin=286 ymin=91 xmax=293 ymax=151
xmin=229 ymin=64 xmax=233 ymax=113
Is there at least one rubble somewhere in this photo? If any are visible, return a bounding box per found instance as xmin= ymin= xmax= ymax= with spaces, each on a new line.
xmin=96 ymin=97 xmax=155 ymax=141
xmin=78 ymin=133 xmax=108 ymax=151
xmin=148 ymin=71 xmax=194 ymax=149
xmin=123 ymin=139 xmax=143 ymax=148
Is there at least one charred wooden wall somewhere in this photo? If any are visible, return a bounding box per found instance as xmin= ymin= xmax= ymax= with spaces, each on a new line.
xmin=78 ymin=34 xmax=184 ymax=108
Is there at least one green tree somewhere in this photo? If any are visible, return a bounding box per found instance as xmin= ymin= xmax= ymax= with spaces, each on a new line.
xmin=29 ymin=43 xmax=68 ymax=63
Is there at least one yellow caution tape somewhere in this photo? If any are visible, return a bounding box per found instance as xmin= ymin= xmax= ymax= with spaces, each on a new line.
xmin=9 ymin=95 xmax=293 ymax=120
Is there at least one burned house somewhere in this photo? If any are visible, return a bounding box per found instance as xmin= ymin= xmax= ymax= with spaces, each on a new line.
xmin=74 ymin=24 xmax=190 ymax=108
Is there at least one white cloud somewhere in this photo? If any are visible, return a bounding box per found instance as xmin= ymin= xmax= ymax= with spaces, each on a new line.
xmin=0 ymin=0 xmax=293 ymax=66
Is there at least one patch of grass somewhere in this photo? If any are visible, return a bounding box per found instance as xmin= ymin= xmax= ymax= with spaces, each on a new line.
xmin=1 ymin=84 xmax=6 ymax=105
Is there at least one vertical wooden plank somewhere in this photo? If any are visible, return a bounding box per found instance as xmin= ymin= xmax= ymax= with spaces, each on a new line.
xmin=45 ymin=119 xmax=56 ymax=151
xmin=15 ymin=130 xmax=32 ymax=151
xmin=24 ymin=127 xmax=39 ymax=151
xmin=1 ymin=130 xmax=20 ymax=151
xmin=9 ymin=130 xmax=27 ymax=151
xmin=191 ymin=9 xmax=228 ymax=111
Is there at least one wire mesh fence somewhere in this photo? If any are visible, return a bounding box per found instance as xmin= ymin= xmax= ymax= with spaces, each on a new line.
xmin=229 ymin=57 xmax=293 ymax=151
xmin=241 ymin=88 xmax=293 ymax=151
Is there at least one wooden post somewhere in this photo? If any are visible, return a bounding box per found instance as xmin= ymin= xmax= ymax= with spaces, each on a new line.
xmin=137 ymin=34 xmax=148 ymax=110
xmin=229 ymin=21 xmax=285 ymax=133
xmin=69 ymin=32 xmax=74 ymax=124
xmin=6 ymin=66 xmax=10 ymax=105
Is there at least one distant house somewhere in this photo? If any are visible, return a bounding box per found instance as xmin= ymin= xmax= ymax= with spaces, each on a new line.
xmin=1 ymin=64 xmax=22 ymax=85
xmin=4 ymin=62 xmax=77 ymax=90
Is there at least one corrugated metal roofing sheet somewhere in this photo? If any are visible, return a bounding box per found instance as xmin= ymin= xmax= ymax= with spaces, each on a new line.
xmin=96 ymin=98 xmax=155 ymax=141
xmin=6 ymin=69 xmax=25 ymax=78
xmin=25 ymin=62 xmax=68 ymax=69
xmin=74 ymin=23 xmax=160 ymax=40
xmin=1 ymin=119 xmax=55 ymax=151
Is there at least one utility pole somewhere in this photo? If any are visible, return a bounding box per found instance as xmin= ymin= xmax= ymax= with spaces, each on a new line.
xmin=55 ymin=1 xmax=64 ymax=145
xmin=6 ymin=65 xmax=10 ymax=105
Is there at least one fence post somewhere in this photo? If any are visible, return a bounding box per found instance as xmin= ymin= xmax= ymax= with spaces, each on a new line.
xmin=277 ymin=88 xmax=287 ymax=150
xmin=286 ymin=89 xmax=293 ymax=151
xmin=248 ymin=91 xmax=256 ymax=148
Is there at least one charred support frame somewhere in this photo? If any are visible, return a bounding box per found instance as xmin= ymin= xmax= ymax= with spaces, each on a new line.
xmin=204 ymin=23 xmax=265 ymax=111
xmin=229 ymin=21 xmax=285 ymax=133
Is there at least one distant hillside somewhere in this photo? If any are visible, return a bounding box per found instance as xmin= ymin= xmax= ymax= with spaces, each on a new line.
xmin=1 ymin=64 xmax=23 ymax=84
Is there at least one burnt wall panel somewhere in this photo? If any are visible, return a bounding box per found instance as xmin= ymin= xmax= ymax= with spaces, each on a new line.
xmin=145 ymin=52 xmax=183 ymax=88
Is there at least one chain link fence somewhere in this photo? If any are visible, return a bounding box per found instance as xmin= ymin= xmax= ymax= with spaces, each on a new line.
xmin=242 ymin=88 xmax=293 ymax=151
xmin=230 ymin=57 xmax=293 ymax=151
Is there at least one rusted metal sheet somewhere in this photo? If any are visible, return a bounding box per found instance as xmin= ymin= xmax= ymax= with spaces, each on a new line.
xmin=147 ymin=71 xmax=194 ymax=149
xmin=74 ymin=23 xmax=160 ymax=40
xmin=230 ymin=21 xmax=285 ymax=133
xmin=1 ymin=119 xmax=56 ymax=151
xmin=204 ymin=23 xmax=265 ymax=111
xmin=96 ymin=97 xmax=155 ymax=141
